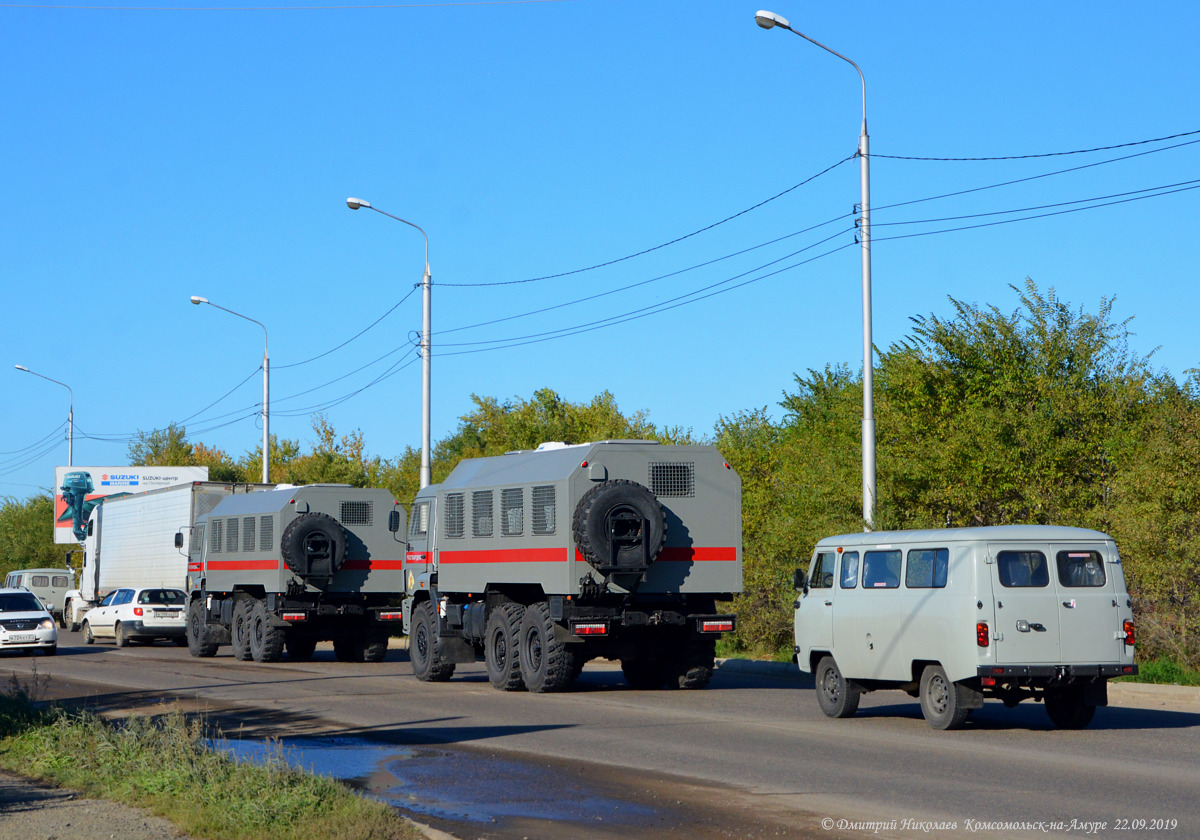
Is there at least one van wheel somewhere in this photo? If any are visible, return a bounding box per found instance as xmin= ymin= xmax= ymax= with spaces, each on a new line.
xmin=815 ymin=655 xmax=860 ymax=718
xmin=485 ymin=603 xmax=526 ymax=691
xmin=919 ymin=665 xmax=970 ymax=730
xmin=1045 ymin=687 xmax=1097 ymax=729
xmin=410 ymin=600 xmax=455 ymax=682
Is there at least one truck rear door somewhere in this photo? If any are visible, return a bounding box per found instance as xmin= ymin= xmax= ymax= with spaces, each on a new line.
xmin=988 ymin=544 xmax=1061 ymax=665
xmin=1051 ymin=543 xmax=1122 ymax=665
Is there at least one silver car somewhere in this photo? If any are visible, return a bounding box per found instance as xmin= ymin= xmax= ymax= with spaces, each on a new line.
xmin=0 ymin=587 xmax=58 ymax=655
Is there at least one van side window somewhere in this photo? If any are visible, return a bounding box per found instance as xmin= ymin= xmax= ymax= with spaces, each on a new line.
xmin=52 ymin=576 xmax=70 ymax=588
xmin=863 ymin=550 xmax=901 ymax=589
xmin=997 ymin=551 xmax=1049 ymax=587
xmin=839 ymin=552 xmax=859 ymax=589
xmin=31 ymin=575 xmax=49 ymax=587
xmin=905 ymin=548 xmax=948 ymax=588
xmin=1057 ymin=551 xmax=1106 ymax=587
xmin=807 ymin=552 xmax=836 ymax=589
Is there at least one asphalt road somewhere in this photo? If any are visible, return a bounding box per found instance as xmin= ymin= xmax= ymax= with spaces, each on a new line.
xmin=4 ymin=633 xmax=1198 ymax=840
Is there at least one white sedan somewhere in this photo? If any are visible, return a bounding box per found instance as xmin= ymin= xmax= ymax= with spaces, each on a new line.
xmin=82 ymin=587 xmax=188 ymax=647
xmin=0 ymin=587 xmax=58 ymax=655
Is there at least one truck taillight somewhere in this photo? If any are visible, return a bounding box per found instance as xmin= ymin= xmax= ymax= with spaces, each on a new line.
xmin=1123 ymin=619 xmax=1136 ymax=646
xmin=378 ymin=611 xmax=403 ymax=621
xmin=977 ymin=622 xmax=989 ymax=647
xmin=700 ymin=620 xmax=734 ymax=633
xmin=572 ymin=622 xmax=608 ymax=636
xmin=134 ymin=607 xmax=143 ymax=617
xmin=281 ymin=612 xmax=306 ymax=622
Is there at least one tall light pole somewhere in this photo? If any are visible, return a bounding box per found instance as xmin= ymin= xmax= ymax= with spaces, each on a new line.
xmin=346 ymin=197 xmax=433 ymax=490
xmin=190 ymin=296 xmax=270 ymax=483
xmin=15 ymin=365 xmax=73 ymax=466
xmin=755 ymin=10 xmax=876 ymax=529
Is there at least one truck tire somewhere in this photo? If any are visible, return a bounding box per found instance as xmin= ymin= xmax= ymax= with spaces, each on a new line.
xmin=572 ymin=480 xmax=666 ymax=574
xmin=919 ymin=665 xmax=970 ymax=730
xmin=231 ymin=598 xmax=254 ymax=661
xmin=249 ymin=599 xmax=285 ymax=663
xmin=57 ymin=607 xmax=67 ymax=629
xmin=815 ymin=655 xmax=861 ymax=719
xmin=410 ymin=600 xmax=455 ymax=682
xmin=285 ymin=634 xmax=317 ymax=661
xmin=334 ymin=633 xmax=365 ymax=662
xmin=1044 ymin=686 xmax=1097 ymax=730
xmin=67 ymin=601 xmax=80 ymax=633
xmin=518 ymin=602 xmax=578 ymax=694
xmin=187 ymin=598 xmax=219 ymax=658
xmin=280 ymin=512 xmax=346 ymax=581
xmin=671 ymin=638 xmax=716 ymax=690
xmin=363 ymin=628 xmax=390 ymax=663
xmin=485 ymin=603 xmax=526 ymax=691
xmin=621 ymin=657 xmax=666 ymax=690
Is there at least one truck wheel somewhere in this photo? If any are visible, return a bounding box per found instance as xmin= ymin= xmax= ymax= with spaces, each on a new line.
xmin=518 ymin=602 xmax=578 ymax=694
xmin=410 ymin=600 xmax=455 ymax=682
xmin=57 ymin=608 xmax=67 ymax=629
xmin=363 ymin=628 xmax=390 ymax=663
xmin=68 ymin=604 xmax=80 ymax=633
xmin=249 ymin=600 xmax=284 ymax=663
xmin=231 ymin=599 xmax=254 ymax=661
xmin=919 ymin=665 xmax=970 ymax=730
xmin=621 ymin=657 xmax=666 ymax=690
xmin=815 ymin=655 xmax=861 ymax=719
xmin=187 ymin=598 xmax=219 ymax=658
xmin=280 ymin=512 xmax=347 ymax=581
xmin=572 ymin=480 xmax=666 ymax=574
xmin=672 ymin=638 xmax=716 ymax=690
xmin=485 ymin=603 xmax=527 ymax=691
xmin=285 ymin=634 xmax=317 ymax=661
xmin=1045 ymin=686 xmax=1097 ymax=729
xmin=83 ymin=620 xmax=95 ymax=645
xmin=114 ymin=622 xmax=129 ymax=648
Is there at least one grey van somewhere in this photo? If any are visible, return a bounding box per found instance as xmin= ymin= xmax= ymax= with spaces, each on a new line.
xmin=3 ymin=568 xmax=74 ymax=626
xmin=794 ymin=526 xmax=1137 ymax=730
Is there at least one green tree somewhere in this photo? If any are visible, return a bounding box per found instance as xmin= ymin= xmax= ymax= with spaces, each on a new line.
xmin=0 ymin=495 xmax=70 ymax=580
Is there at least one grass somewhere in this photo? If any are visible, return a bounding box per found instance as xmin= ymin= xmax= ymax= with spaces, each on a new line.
xmin=0 ymin=670 xmax=423 ymax=840
xmin=1117 ymin=657 xmax=1200 ymax=687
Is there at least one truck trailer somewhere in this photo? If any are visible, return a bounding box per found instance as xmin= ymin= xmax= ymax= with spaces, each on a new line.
xmin=62 ymin=481 xmax=272 ymax=631
xmin=186 ymin=484 xmax=408 ymax=663
xmin=403 ymin=440 xmax=742 ymax=693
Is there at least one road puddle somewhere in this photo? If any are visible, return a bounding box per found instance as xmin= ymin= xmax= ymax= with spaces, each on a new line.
xmin=215 ymin=736 xmax=659 ymax=828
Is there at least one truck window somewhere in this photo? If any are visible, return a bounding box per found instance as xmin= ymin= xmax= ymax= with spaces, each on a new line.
xmin=1057 ymin=551 xmax=1106 ymax=587
xmin=808 ymin=552 xmax=836 ymax=589
xmin=862 ymin=550 xmax=901 ymax=589
xmin=444 ymin=493 xmax=465 ymax=539
xmin=472 ymin=491 xmax=494 ymax=538
xmin=410 ymin=502 xmax=429 ymax=538
xmin=501 ymin=488 xmax=524 ymax=537
xmin=997 ymin=551 xmax=1049 ymax=587
xmin=839 ymin=551 xmax=859 ymax=589
xmin=905 ymin=548 xmax=948 ymax=588
xmin=532 ymin=486 xmax=556 ymax=535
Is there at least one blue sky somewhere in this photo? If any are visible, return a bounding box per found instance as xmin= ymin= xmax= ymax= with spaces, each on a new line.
xmin=3 ymin=0 xmax=1198 ymax=497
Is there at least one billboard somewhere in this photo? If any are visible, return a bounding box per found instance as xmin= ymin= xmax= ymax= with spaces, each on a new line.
xmin=53 ymin=466 xmax=210 ymax=544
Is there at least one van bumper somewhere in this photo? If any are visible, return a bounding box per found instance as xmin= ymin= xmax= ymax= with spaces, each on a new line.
xmin=977 ymin=663 xmax=1138 ymax=681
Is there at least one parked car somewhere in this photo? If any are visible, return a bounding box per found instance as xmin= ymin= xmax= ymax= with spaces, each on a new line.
xmin=81 ymin=587 xmax=188 ymax=647
xmin=0 ymin=587 xmax=58 ymax=656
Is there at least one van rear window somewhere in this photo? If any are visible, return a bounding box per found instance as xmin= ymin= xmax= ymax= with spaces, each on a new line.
xmin=863 ymin=550 xmax=901 ymax=589
xmin=997 ymin=551 xmax=1049 ymax=587
xmin=1057 ymin=551 xmax=1106 ymax=587
xmin=905 ymin=548 xmax=948 ymax=588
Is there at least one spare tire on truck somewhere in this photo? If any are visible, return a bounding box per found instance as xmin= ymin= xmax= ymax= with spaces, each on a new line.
xmin=280 ymin=512 xmax=347 ymax=582
xmin=572 ymin=479 xmax=666 ymax=576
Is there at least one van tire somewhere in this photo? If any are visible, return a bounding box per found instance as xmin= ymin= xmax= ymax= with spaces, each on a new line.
xmin=1044 ymin=687 xmax=1097 ymax=729
xmin=919 ymin=665 xmax=970 ymax=730
xmin=410 ymin=600 xmax=455 ymax=682
xmin=485 ymin=603 xmax=527 ymax=691
xmin=815 ymin=655 xmax=860 ymax=718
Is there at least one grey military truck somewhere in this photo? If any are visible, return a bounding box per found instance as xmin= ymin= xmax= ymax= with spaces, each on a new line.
xmin=184 ymin=484 xmax=407 ymax=663
xmin=403 ymin=440 xmax=742 ymax=692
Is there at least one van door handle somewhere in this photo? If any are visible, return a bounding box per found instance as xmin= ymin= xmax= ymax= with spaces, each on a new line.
xmin=1062 ymin=600 xmax=1076 ymax=608
xmin=824 ymin=600 xmax=833 ymax=606
xmin=1029 ymin=622 xmax=1047 ymax=632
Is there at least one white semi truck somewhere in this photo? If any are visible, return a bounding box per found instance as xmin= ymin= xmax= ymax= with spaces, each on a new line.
xmin=62 ymin=481 xmax=272 ymax=631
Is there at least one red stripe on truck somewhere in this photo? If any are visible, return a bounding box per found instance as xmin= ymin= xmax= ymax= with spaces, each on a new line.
xmin=205 ymin=560 xmax=280 ymax=571
xmin=441 ymin=548 xmax=568 ymax=564
xmin=572 ymin=546 xmax=738 ymax=563
xmin=343 ymin=559 xmax=403 ymax=570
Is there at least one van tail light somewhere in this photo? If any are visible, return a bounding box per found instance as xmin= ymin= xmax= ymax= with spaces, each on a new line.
xmin=977 ymin=622 xmax=989 ymax=647
xmin=134 ymin=607 xmax=143 ymax=617
xmin=1123 ymin=620 xmax=1136 ymax=646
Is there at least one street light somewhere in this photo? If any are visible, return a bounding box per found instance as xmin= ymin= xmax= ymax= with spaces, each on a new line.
xmin=346 ymin=197 xmax=434 ymax=490
xmin=755 ymin=9 xmax=876 ymax=530
xmin=14 ymin=364 xmax=74 ymax=466
xmin=190 ymin=296 xmax=270 ymax=483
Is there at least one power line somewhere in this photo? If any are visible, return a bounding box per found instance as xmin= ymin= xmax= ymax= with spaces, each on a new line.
xmin=275 ymin=285 xmax=419 ymax=370
xmin=874 ymin=128 xmax=1200 ymax=161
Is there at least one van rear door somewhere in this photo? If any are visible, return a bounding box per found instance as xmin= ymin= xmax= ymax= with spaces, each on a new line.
xmin=1051 ymin=542 xmax=1121 ymax=665
xmin=987 ymin=544 xmax=1061 ymax=665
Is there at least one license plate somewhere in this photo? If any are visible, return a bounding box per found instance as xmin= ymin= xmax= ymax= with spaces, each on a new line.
xmin=6 ymin=633 xmax=35 ymax=643
xmin=154 ymin=610 xmax=181 ymax=618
